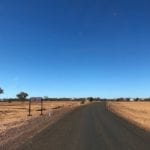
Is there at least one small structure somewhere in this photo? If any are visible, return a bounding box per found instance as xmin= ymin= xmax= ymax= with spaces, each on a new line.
xmin=129 ymin=98 xmax=134 ymax=102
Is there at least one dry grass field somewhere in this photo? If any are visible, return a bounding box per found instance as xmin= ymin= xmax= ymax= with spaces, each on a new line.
xmin=107 ymin=102 xmax=150 ymax=131
xmin=0 ymin=101 xmax=80 ymax=134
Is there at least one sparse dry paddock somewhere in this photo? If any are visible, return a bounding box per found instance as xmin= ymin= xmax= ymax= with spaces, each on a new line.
xmin=107 ymin=102 xmax=150 ymax=131
xmin=0 ymin=101 xmax=80 ymax=134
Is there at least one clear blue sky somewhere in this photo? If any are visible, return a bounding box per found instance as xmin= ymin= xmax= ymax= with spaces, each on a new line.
xmin=0 ymin=0 xmax=150 ymax=98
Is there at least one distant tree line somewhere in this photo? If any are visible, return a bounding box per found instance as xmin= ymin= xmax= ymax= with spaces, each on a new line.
xmin=0 ymin=86 xmax=150 ymax=102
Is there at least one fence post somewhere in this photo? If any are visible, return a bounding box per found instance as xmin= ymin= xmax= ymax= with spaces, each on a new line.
xmin=28 ymin=99 xmax=32 ymax=116
xmin=40 ymin=98 xmax=43 ymax=115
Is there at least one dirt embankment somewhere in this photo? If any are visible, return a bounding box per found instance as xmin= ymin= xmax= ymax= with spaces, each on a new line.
xmin=0 ymin=101 xmax=80 ymax=133
xmin=107 ymin=102 xmax=150 ymax=132
xmin=0 ymin=101 xmax=81 ymax=150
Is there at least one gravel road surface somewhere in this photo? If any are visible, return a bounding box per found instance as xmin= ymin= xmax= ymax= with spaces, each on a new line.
xmin=18 ymin=102 xmax=150 ymax=150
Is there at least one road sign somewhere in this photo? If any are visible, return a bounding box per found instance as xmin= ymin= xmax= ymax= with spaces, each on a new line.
xmin=30 ymin=97 xmax=42 ymax=102
xmin=28 ymin=97 xmax=44 ymax=116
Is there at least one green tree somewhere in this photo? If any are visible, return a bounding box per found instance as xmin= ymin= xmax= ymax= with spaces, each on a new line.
xmin=44 ymin=96 xmax=49 ymax=101
xmin=0 ymin=87 xmax=4 ymax=95
xmin=17 ymin=92 xmax=28 ymax=101
xmin=87 ymin=97 xmax=94 ymax=102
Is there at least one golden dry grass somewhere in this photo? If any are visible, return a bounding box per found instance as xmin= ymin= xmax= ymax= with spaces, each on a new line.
xmin=0 ymin=101 xmax=80 ymax=133
xmin=107 ymin=102 xmax=150 ymax=131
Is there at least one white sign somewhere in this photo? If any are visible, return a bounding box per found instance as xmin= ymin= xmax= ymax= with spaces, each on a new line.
xmin=30 ymin=97 xmax=42 ymax=101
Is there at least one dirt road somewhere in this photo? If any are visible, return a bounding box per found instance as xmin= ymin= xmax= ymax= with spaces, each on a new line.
xmin=18 ymin=102 xmax=150 ymax=150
